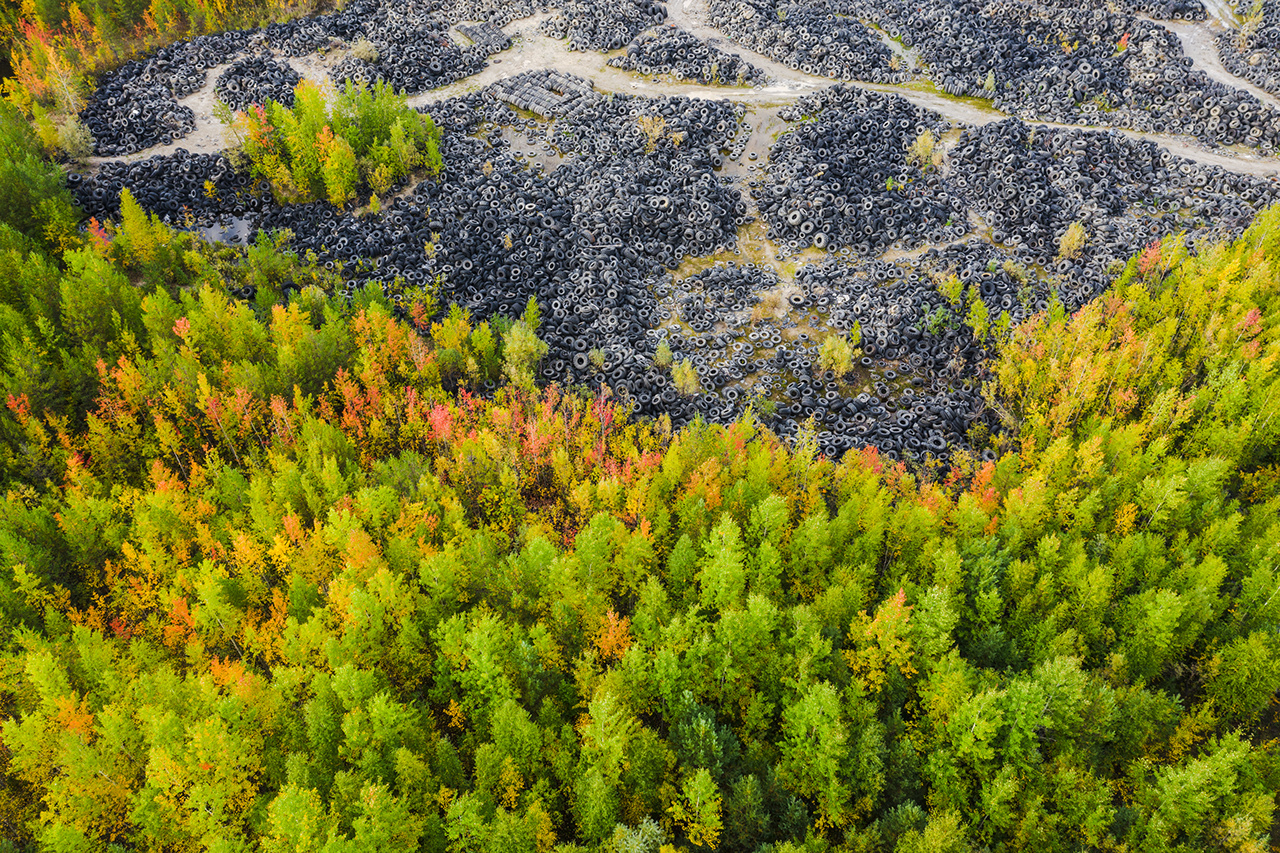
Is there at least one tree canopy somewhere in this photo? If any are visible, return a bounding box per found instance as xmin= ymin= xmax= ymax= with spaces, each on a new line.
xmin=0 ymin=90 xmax=1277 ymax=853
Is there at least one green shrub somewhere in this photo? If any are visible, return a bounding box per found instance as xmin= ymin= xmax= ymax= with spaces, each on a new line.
xmin=350 ymin=37 xmax=379 ymax=62
xmin=939 ymin=273 xmax=963 ymax=306
xmin=322 ymin=135 xmax=358 ymax=206
xmin=654 ymin=339 xmax=673 ymax=369
xmin=965 ymin=284 xmax=990 ymax=341
xmin=672 ymin=359 xmax=702 ymax=395
xmin=239 ymin=79 xmax=442 ymax=206
xmin=503 ymin=320 xmax=549 ymax=389
xmin=0 ymin=101 xmax=81 ymax=252
xmin=817 ymin=334 xmax=854 ymax=375
xmin=55 ymin=116 xmax=94 ymax=163
xmin=1058 ymin=220 xmax=1088 ymax=260
xmin=906 ymin=130 xmax=936 ymax=170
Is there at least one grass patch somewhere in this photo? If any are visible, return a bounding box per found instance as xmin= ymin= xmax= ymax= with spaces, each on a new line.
xmin=672 ymin=221 xmax=829 ymax=284
xmin=900 ymin=78 xmax=1002 ymax=113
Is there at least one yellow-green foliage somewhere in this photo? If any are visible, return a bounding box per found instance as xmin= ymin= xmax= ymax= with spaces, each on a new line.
xmin=322 ymin=135 xmax=358 ymax=206
xmin=1001 ymin=259 xmax=1032 ymax=284
xmin=55 ymin=115 xmax=94 ymax=162
xmin=673 ymin=358 xmax=702 ymax=394
xmin=939 ymin=273 xmax=964 ymax=305
xmin=906 ymin=129 xmax=937 ymax=170
xmin=350 ymin=37 xmax=380 ymax=62
xmin=636 ymin=114 xmax=666 ymax=153
xmin=503 ymin=302 xmax=549 ymax=390
xmin=110 ymin=188 xmax=200 ymax=288
xmin=240 ymin=80 xmax=442 ymax=205
xmin=0 ymin=102 xmax=82 ymax=252
xmin=31 ymin=104 xmax=60 ymax=151
xmin=1057 ymin=220 xmax=1088 ymax=260
xmin=818 ymin=333 xmax=855 ymax=375
xmin=654 ymin=338 xmax=673 ymax=368
xmin=994 ymin=204 xmax=1280 ymax=464
xmin=965 ymin=284 xmax=990 ymax=341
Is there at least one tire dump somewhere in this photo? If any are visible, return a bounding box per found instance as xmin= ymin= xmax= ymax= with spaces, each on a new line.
xmin=72 ymin=0 xmax=1280 ymax=464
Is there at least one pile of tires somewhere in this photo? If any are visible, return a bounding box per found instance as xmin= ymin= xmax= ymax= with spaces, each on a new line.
xmin=214 ymin=55 xmax=303 ymax=112
xmin=331 ymin=4 xmax=489 ymax=93
xmin=755 ymin=87 xmax=968 ymax=254
xmin=948 ymin=118 xmax=1278 ymax=301
xmin=1047 ymin=0 xmax=1205 ymax=18
xmin=248 ymin=85 xmax=743 ymax=416
xmin=76 ymin=0 xmax=382 ymax=155
xmin=841 ymin=0 xmax=1280 ymax=151
xmin=80 ymin=82 xmax=198 ymax=157
xmin=708 ymin=0 xmax=905 ymax=83
xmin=542 ymin=0 xmax=667 ymax=51
xmin=1216 ymin=0 xmax=1280 ymax=100
xmin=608 ymin=26 xmax=770 ymax=85
xmin=69 ymin=151 xmax=271 ymax=224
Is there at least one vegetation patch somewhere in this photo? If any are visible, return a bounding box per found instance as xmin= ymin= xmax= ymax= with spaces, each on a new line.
xmin=229 ymin=79 xmax=442 ymax=205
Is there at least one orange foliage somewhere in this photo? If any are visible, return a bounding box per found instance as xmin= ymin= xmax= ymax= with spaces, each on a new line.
xmin=163 ymin=596 xmax=196 ymax=649
xmin=595 ymin=609 xmax=633 ymax=662
xmin=54 ymin=696 xmax=95 ymax=743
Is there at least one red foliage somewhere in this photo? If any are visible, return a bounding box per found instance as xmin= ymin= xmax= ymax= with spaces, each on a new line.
xmin=6 ymin=393 xmax=31 ymax=423
xmin=1137 ymin=241 xmax=1163 ymax=275
xmin=87 ymin=218 xmax=111 ymax=254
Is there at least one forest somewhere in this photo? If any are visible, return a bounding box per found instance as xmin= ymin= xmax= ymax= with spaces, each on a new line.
xmin=0 ymin=0 xmax=1278 ymax=849
xmin=0 ymin=89 xmax=1277 ymax=851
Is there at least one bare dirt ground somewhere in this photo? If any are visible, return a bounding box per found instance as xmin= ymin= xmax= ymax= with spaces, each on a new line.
xmin=1153 ymin=18 xmax=1280 ymax=113
xmin=92 ymin=5 xmax=1280 ymax=180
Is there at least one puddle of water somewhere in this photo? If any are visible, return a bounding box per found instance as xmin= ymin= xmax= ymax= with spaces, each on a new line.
xmin=200 ymin=216 xmax=253 ymax=244
xmin=507 ymin=134 xmax=568 ymax=170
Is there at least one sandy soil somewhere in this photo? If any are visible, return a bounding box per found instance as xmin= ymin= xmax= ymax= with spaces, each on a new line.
xmin=1149 ymin=17 xmax=1280 ymax=113
xmin=90 ymin=8 xmax=1280 ymax=181
xmin=1199 ymin=0 xmax=1242 ymax=26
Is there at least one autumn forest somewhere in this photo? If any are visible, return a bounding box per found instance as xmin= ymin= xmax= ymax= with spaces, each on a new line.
xmin=1 ymin=0 xmax=1279 ymax=851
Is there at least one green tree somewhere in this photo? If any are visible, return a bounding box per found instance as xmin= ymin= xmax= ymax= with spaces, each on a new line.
xmin=0 ymin=100 xmax=80 ymax=251
xmin=323 ymin=136 xmax=359 ymax=206
xmin=667 ymin=768 xmax=722 ymax=848
xmin=894 ymin=809 xmax=972 ymax=853
xmin=672 ymin=359 xmax=702 ymax=395
xmin=1057 ymin=221 xmax=1087 ymax=261
xmin=654 ymin=339 xmax=673 ymax=369
xmin=1204 ymin=632 xmax=1280 ymax=726
xmin=263 ymin=786 xmax=330 ymax=853
xmin=964 ymin=285 xmax=990 ymax=342
xmin=698 ymin=513 xmax=746 ymax=612
xmin=818 ymin=334 xmax=854 ymax=376
xmin=575 ymin=768 xmax=620 ymax=844
xmin=778 ymin=682 xmax=851 ymax=827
